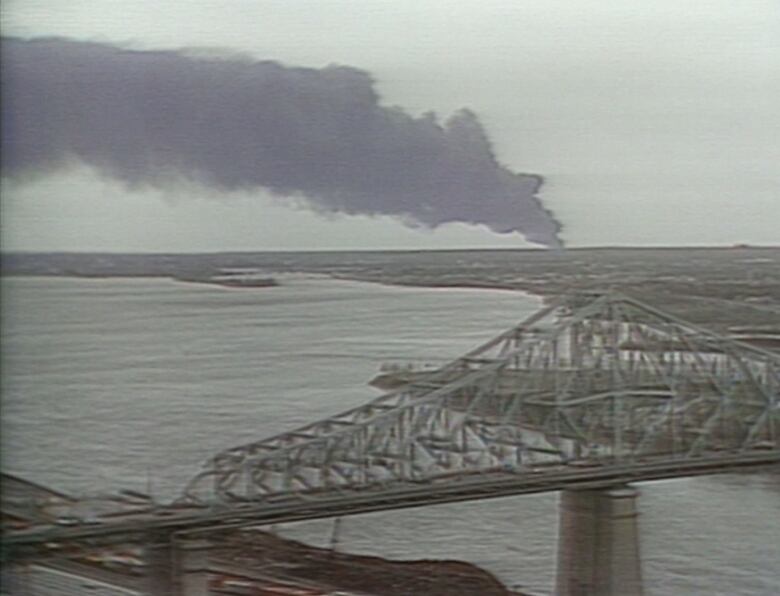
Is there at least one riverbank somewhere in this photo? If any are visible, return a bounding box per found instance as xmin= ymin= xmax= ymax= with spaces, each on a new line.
xmin=215 ymin=528 xmax=529 ymax=595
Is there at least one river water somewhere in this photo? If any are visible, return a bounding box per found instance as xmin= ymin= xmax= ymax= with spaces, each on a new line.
xmin=1 ymin=276 xmax=778 ymax=595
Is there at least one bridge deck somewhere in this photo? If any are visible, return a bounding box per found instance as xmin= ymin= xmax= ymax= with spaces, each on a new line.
xmin=5 ymin=451 xmax=778 ymax=551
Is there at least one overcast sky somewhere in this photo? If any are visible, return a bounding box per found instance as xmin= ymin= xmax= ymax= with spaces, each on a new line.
xmin=2 ymin=0 xmax=778 ymax=252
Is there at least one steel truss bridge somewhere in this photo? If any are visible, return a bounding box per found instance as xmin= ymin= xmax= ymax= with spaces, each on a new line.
xmin=6 ymin=292 xmax=780 ymax=545
xmin=180 ymin=291 xmax=779 ymax=504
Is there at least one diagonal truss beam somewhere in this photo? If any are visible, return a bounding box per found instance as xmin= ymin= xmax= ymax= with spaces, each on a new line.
xmin=182 ymin=292 xmax=780 ymax=503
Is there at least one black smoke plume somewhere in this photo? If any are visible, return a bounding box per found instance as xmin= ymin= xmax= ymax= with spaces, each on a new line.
xmin=1 ymin=37 xmax=563 ymax=247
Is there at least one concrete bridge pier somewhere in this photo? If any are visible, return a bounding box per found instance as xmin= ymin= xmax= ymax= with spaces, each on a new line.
xmin=145 ymin=532 xmax=211 ymax=596
xmin=145 ymin=531 xmax=176 ymax=596
xmin=175 ymin=537 xmax=212 ymax=596
xmin=555 ymin=485 xmax=643 ymax=596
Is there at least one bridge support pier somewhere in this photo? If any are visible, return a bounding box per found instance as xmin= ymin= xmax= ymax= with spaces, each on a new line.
xmin=146 ymin=531 xmax=176 ymax=596
xmin=176 ymin=538 xmax=212 ymax=596
xmin=555 ymin=484 xmax=643 ymax=596
xmin=145 ymin=532 xmax=211 ymax=596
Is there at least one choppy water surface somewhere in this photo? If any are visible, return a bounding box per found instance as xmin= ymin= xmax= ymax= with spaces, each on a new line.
xmin=2 ymin=276 xmax=778 ymax=595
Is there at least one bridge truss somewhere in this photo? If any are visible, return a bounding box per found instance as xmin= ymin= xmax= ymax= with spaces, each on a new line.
xmin=184 ymin=292 xmax=779 ymax=503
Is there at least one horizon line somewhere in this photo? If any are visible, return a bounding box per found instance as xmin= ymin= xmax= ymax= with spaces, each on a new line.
xmin=2 ymin=244 xmax=779 ymax=256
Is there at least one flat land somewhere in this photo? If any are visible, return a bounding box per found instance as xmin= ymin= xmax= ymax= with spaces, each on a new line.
xmin=4 ymin=247 xmax=779 ymax=336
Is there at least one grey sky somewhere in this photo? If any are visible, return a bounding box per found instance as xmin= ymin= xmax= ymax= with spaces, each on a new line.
xmin=1 ymin=0 xmax=778 ymax=251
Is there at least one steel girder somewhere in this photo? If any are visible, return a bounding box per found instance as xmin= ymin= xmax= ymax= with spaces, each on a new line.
xmin=182 ymin=292 xmax=779 ymax=503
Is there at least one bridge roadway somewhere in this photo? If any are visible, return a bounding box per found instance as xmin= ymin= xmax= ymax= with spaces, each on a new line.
xmin=5 ymin=450 xmax=779 ymax=549
xmin=22 ymin=557 xmax=146 ymax=594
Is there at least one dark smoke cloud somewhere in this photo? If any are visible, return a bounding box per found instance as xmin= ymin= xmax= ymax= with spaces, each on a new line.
xmin=1 ymin=37 xmax=563 ymax=247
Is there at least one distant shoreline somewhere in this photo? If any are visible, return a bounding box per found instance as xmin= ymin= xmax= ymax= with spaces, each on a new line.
xmin=0 ymin=272 xmax=282 ymax=290
xmin=2 ymin=248 xmax=777 ymax=337
xmin=171 ymin=275 xmax=279 ymax=289
xmin=2 ymin=245 xmax=779 ymax=256
xmin=1 ymin=271 xmax=545 ymax=297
